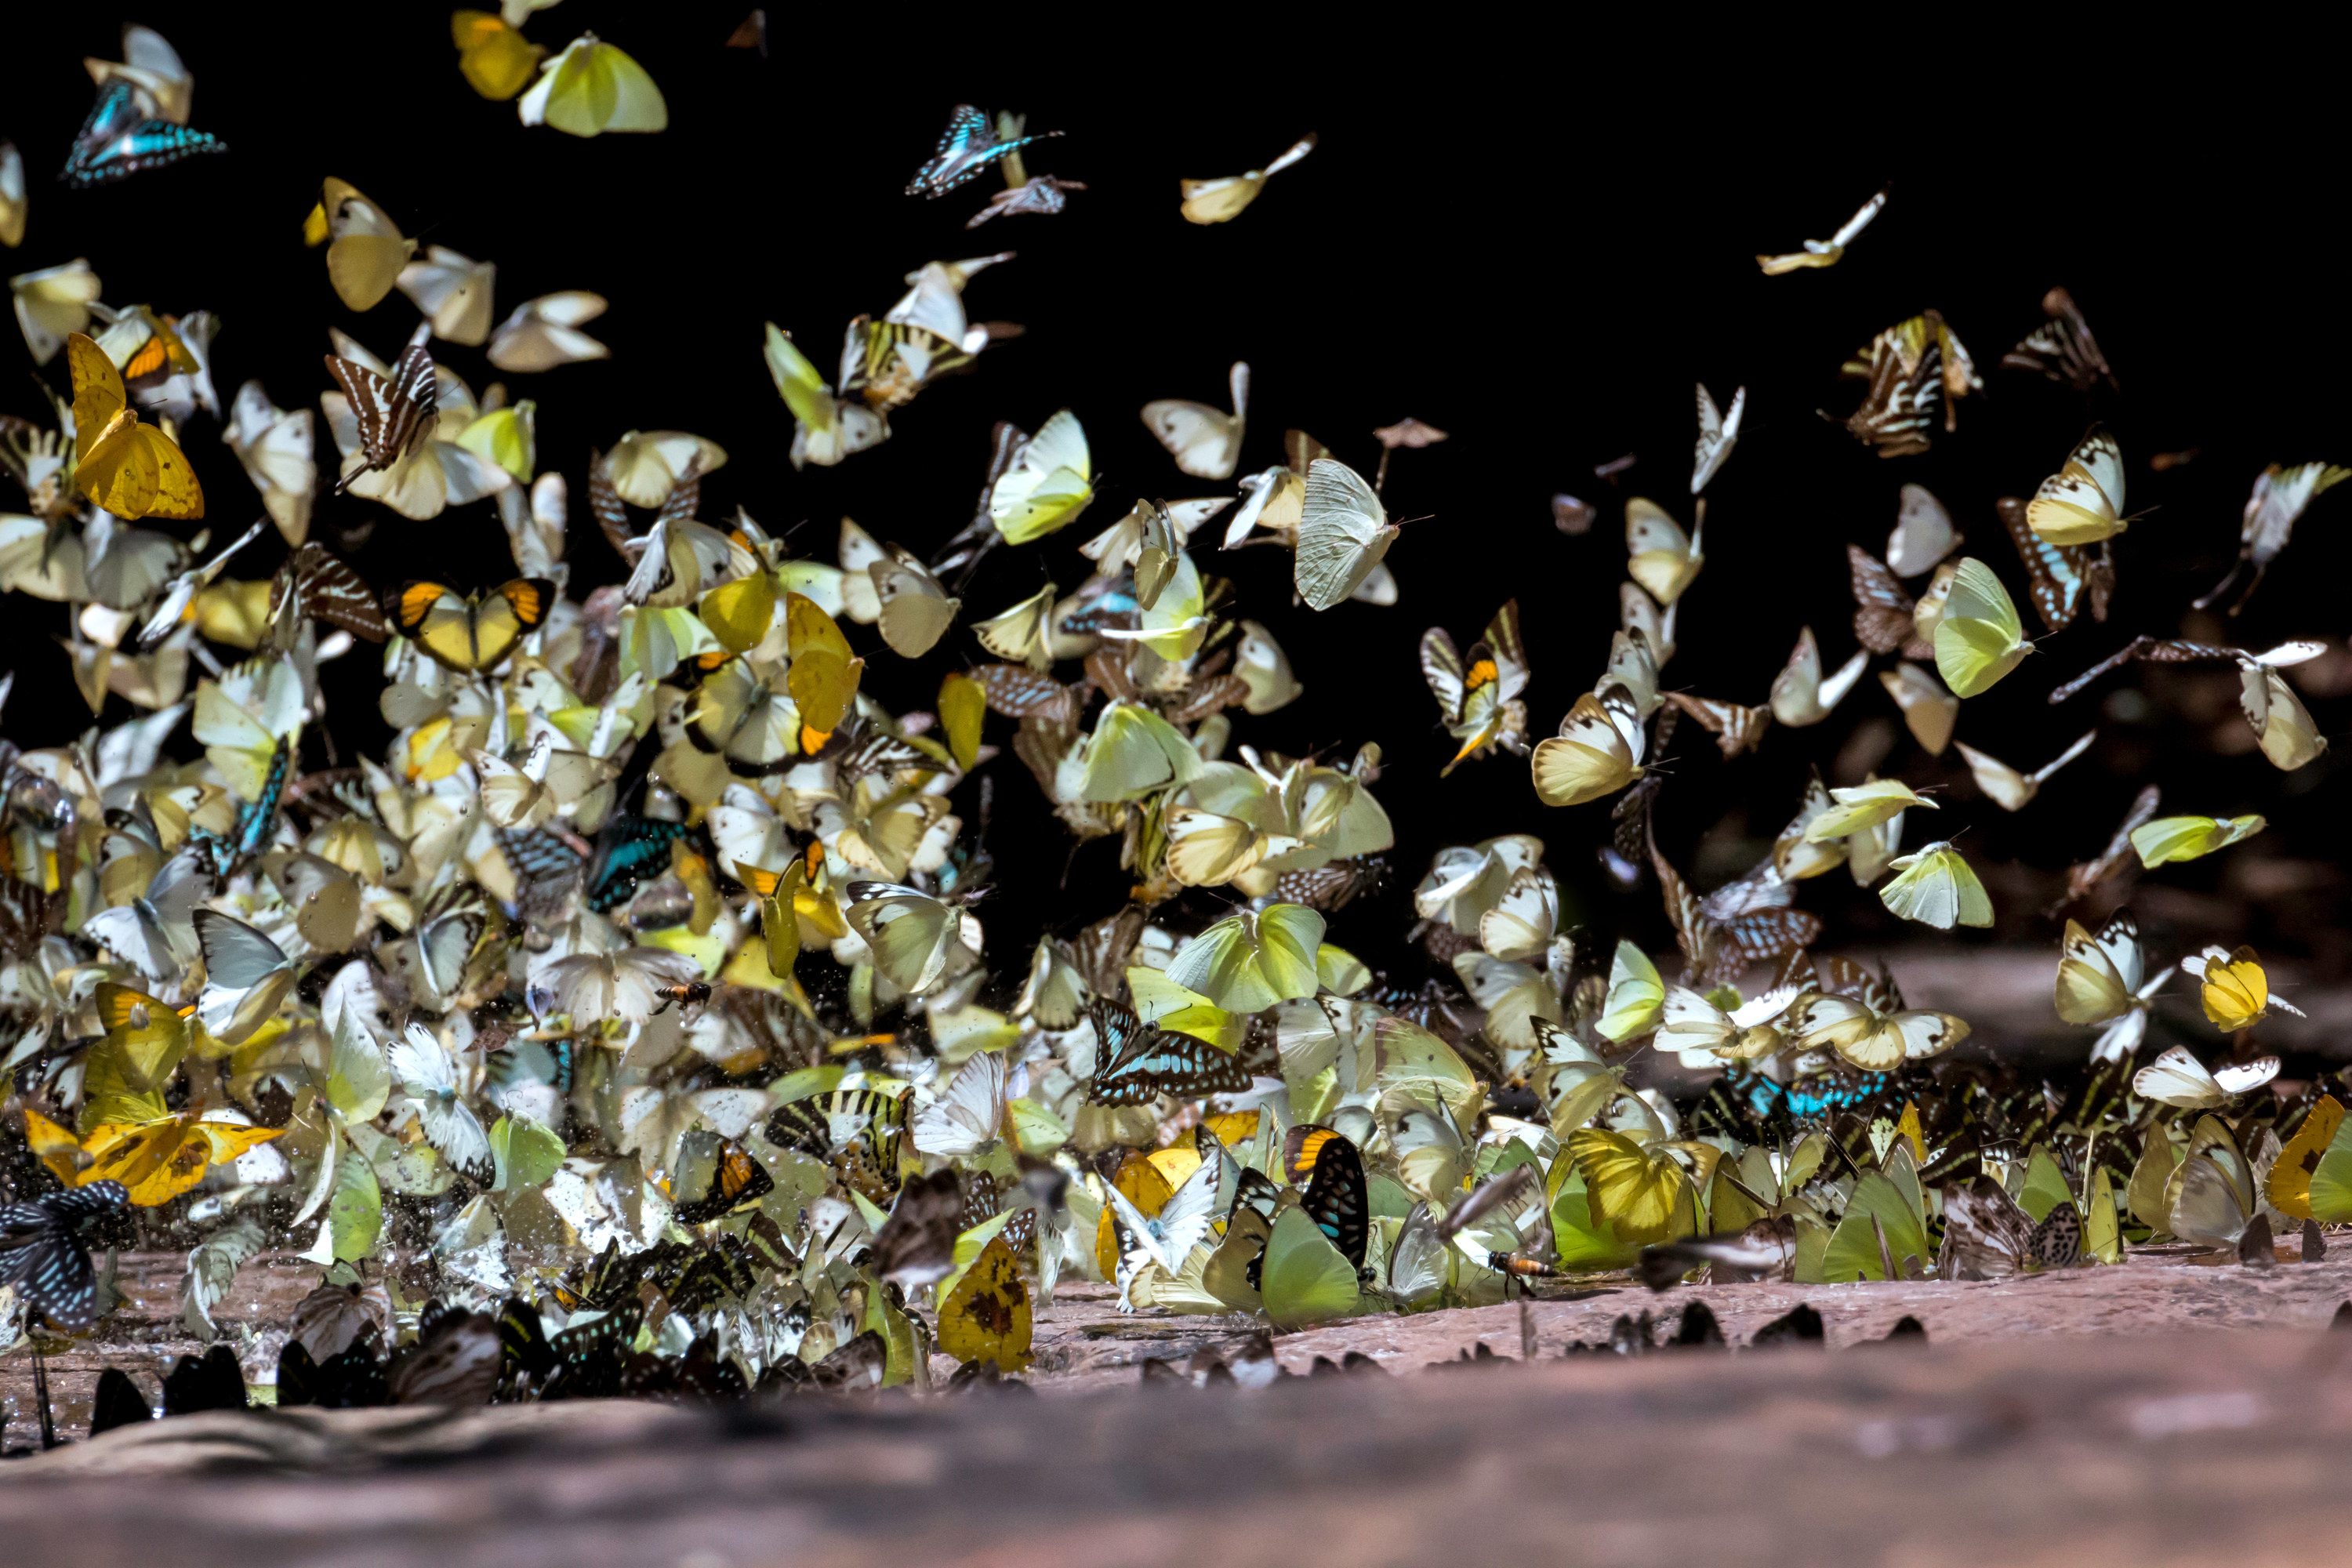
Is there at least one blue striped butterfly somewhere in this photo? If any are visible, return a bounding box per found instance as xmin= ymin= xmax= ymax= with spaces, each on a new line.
xmin=904 ymin=105 xmax=1062 ymax=198
xmin=1998 ymin=495 xmax=2111 ymax=632
xmin=0 ymin=1180 xmax=129 ymax=1331
xmin=585 ymin=815 xmax=688 ymax=912
xmin=187 ymin=733 xmax=295 ymax=874
xmin=62 ymin=79 xmax=227 ymax=189
xmin=1282 ymin=1124 xmax=1369 ymax=1269
xmin=495 ymin=826 xmax=584 ymax=924
xmin=1085 ymin=1000 xmax=1254 ymax=1106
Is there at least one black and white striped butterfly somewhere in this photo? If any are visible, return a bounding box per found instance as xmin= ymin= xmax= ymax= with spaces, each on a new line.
xmin=1086 ymin=999 xmax=1254 ymax=1106
xmin=1998 ymin=287 xmax=2118 ymax=394
xmin=903 ymin=105 xmax=1062 ymax=198
xmin=270 ymin=542 xmax=390 ymax=644
xmin=1998 ymin=496 xmax=2111 ymax=632
xmin=1 ymin=1181 xmax=129 ymax=1331
xmin=325 ymin=321 xmax=437 ymax=490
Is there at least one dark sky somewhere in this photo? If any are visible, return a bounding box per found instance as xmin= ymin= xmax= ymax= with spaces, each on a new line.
xmin=5 ymin=9 xmax=2347 ymax=989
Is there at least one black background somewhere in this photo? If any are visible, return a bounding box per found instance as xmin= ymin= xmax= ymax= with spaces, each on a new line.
xmin=5 ymin=9 xmax=2348 ymax=1008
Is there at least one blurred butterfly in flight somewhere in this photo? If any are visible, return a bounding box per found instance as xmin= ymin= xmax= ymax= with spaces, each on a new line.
xmin=906 ymin=105 xmax=1063 ymax=198
xmin=63 ymin=78 xmax=227 ymax=189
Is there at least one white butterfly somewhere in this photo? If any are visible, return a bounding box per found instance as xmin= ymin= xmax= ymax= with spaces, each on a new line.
xmin=1102 ymin=1153 xmax=1221 ymax=1312
xmin=1786 ymin=991 xmax=1968 ymax=1072
xmin=1691 ymin=383 xmax=1745 ymax=495
xmin=488 ymin=291 xmax=611 ymax=372
xmin=82 ymin=843 xmax=209 ymax=981
xmin=193 ymin=908 xmax=296 ymax=1047
xmin=1657 ymin=983 xmax=1798 ymax=1067
xmin=2131 ymin=1045 xmax=2279 ymax=1111
xmin=1142 ymin=361 xmax=1249 ymax=481
xmin=1756 ymin=183 xmax=1889 ymax=274
xmin=1887 ymin=484 xmax=1961 ymax=577
xmin=397 ymin=245 xmax=497 ymax=346
xmin=1295 ymin=458 xmax=1399 ymax=611
xmin=530 ymin=943 xmax=700 ymax=1024
xmin=1770 ymin=626 xmax=1867 ymax=727
xmin=1955 ymin=729 xmax=2095 ymax=811
xmin=911 ymin=1050 xmax=1007 ymax=1160
xmin=387 ymin=1022 xmax=493 ymax=1181
xmin=2026 ymin=425 xmax=2129 ymax=545
xmin=223 ymin=380 xmax=317 ymax=546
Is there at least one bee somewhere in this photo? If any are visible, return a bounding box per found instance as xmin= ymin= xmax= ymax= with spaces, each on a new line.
xmin=648 ymin=980 xmax=713 ymax=1016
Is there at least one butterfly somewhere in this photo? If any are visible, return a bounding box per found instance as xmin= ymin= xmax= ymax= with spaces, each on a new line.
xmin=382 ymin=907 xmax=485 ymax=1015
xmin=0 ymin=141 xmax=19 ymax=248
xmin=2056 ymin=912 xmax=2167 ymax=1063
xmin=1846 ymin=544 xmax=1930 ymax=657
xmin=81 ymin=842 xmax=211 ymax=980
xmin=2132 ymin=1044 xmax=2280 ymax=1111
xmin=906 ymin=105 xmax=1062 ymax=197
xmin=2196 ymin=463 xmax=2352 ymax=615
xmin=533 ymin=945 xmax=704 ymax=1025
xmin=1834 ymin=313 xmax=1962 ymax=456
xmin=194 ymin=908 xmax=299 ymax=1045
xmin=1756 ymin=182 xmax=1889 ymax=274
xmin=388 ymin=1301 xmax=503 ymax=1407
xmin=910 ymin=1051 xmax=1010 ymax=1160
xmin=2129 ymin=812 xmax=2266 ymax=869
xmin=668 ymin=1129 xmax=776 ymax=1225
xmin=1421 ymin=600 xmax=1531 ymax=774
xmin=1955 ymin=729 xmax=2094 ymax=812
xmin=1788 ymin=989 xmax=1968 ymax=1072
xmin=269 ymin=542 xmax=389 ymax=644
xmin=400 ymin=245 xmax=496 ymax=345
xmin=1662 ymin=691 xmax=1770 ymax=758
xmin=1989 ymin=495 xmax=2110 ymax=633
xmin=539 ymin=1303 xmax=648 ymax=1400
xmin=388 ymin=1022 xmax=494 ymax=1181
xmin=869 ymin=1168 xmax=966 ymax=1287
xmin=1531 ymin=684 xmax=1646 ymax=808
xmin=0 ymin=1180 xmax=129 ymax=1330
xmin=1769 ymin=626 xmax=1867 ymax=728
xmin=305 ymin=177 xmax=416 ymax=312
xmin=326 ymin=322 xmax=438 ymax=490
xmin=1179 ymin=132 xmax=1317 ymax=223
xmin=1804 ymin=779 xmax=1934 ymax=845
xmin=2047 ymin=633 xmax=2325 ymax=706
xmin=386 ymin=577 xmax=554 ymax=673
xmin=1104 ymin=1150 xmax=1220 ymax=1308
xmin=685 ymin=659 xmax=808 ymax=777
xmin=2026 ymin=426 xmax=2133 ymax=546
xmin=2180 ymin=945 xmax=2302 ymax=1035
xmin=1142 ymin=362 xmax=1249 ymax=481
xmin=1998 ymin=286 xmax=2118 ymax=393
xmin=986 ymin=409 xmax=1094 ymax=544
xmin=64 ymin=332 xmax=202 ymax=521
xmin=518 ymin=35 xmax=668 ymax=137
xmin=62 ymin=76 xmax=226 ymax=189
xmin=1936 ymin=1178 xmax=2082 ymax=1279
xmin=1879 ymin=841 xmax=1993 ymax=930
xmin=938 ymin=1236 xmax=1033 ymax=1370
xmin=1874 ymin=661 xmax=1955 ymax=755
xmin=1286 ymin=1124 xmax=1370 ymax=1269
xmin=1294 ymin=458 xmax=1401 ymax=611
xmin=767 ymin=1088 xmax=907 ymax=1192
xmin=764 ymin=325 xmax=887 ymax=469
xmin=1933 ymin=557 xmax=2032 ymax=698
xmin=1086 ymin=999 xmax=1254 ymax=1105
xmin=2052 ymin=785 xmax=2158 ymax=910
xmin=1691 ymin=383 xmax=1745 ymax=494
xmin=224 ymin=380 xmax=318 ymax=545
xmin=969 ymin=173 xmax=1087 ymax=227
xmin=488 ymin=290 xmax=611 ymax=372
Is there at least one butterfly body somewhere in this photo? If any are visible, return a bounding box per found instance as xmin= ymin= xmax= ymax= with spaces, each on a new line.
xmin=1087 ymin=999 xmax=1254 ymax=1105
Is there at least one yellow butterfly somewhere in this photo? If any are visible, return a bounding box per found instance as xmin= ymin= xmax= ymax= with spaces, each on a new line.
xmin=1878 ymin=840 xmax=1993 ymax=929
xmin=2268 ymin=1096 xmax=2345 ymax=1221
xmin=304 ymin=178 xmax=415 ymax=312
xmin=989 ymin=410 xmax=1094 ymax=543
xmin=451 ymin=9 xmax=544 ymax=99
xmin=25 ymin=1106 xmax=283 ymax=1207
xmin=1932 ymin=557 xmax=2032 ymax=697
xmin=517 ymin=33 xmax=668 ymax=136
xmin=1787 ymin=990 xmax=1969 ymax=1072
xmin=938 ymin=1235 xmax=1033 ymax=1371
xmin=1565 ymin=1128 xmax=1689 ymax=1244
xmin=1803 ymin=778 xmax=1936 ymax=843
xmin=1878 ymin=661 xmax=1957 ymax=753
xmin=66 ymin=332 xmax=202 ymax=520
xmin=1530 ymin=686 xmax=1646 ymax=808
xmin=764 ymin=325 xmax=886 ymax=469
xmin=2129 ymin=813 xmax=2265 ymax=868
xmin=1179 ymin=134 xmax=1316 ymax=224
xmin=2181 ymin=944 xmax=2302 ymax=1034
xmin=1624 ymin=496 xmax=1704 ymax=604
xmin=388 ymin=577 xmax=555 ymax=673
xmin=2026 ymin=425 xmax=2129 ymax=545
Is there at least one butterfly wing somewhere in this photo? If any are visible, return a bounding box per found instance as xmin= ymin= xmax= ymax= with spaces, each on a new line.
xmin=2027 ymin=426 xmax=2127 ymax=544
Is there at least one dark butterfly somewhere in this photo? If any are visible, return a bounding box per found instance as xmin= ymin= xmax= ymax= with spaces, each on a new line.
xmin=498 ymin=1296 xmax=557 ymax=1385
xmin=1938 ymin=1177 xmax=2083 ymax=1279
xmin=1832 ymin=310 xmax=1975 ymax=457
xmin=0 ymin=877 xmax=65 ymax=960
xmin=269 ymin=542 xmax=390 ymax=644
xmin=1087 ymin=1000 xmax=1254 ymax=1106
xmin=766 ymin=1087 xmax=907 ymax=1171
xmin=389 ymin=1301 xmax=502 ymax=1407
xmin=904 ymin=104 xmax=1062 ymax=198
xmin=1661 ymin=692 xmax=1770 ymax=758
xmin=669 ymin=1331 xmax=750 ymax=1402
xmin=1998 ymin=496 xmax=2111 ymax=632
xmin=670 ymin=1131 xmax=775 ymax=1225
xmin=1846 ymin=545 xmax=1931 ymax=657
xmin=161 ymin=1343 xmax=249 ymax=1414
xmin=867 ymin=1169 xmax=964 ymax=1288
xmin=495 ymin=825 xmax=586 ymax=924
xmin=1269 ymin=855 xmax=1388 ymax=912
xmin=325 ymin=321 xmax=437 ymax=489
xmin=88 ymin=1367 xmax=154 ymax=1436
xmin=0 ymin=1179 xmax=129 ymax=1331
xmin=62 ymin=78 xmax=227 ymax=188
xmin=277 ymin=1333 xmax=390 ymax=1409
xmin=655 ymin=1239 xmax=757 ymax=1316
xmin=1999 ymin=286 xmax=2118 ymax=394
xmin=961 ymin=1171 xmax=1036 ymax=1254
xmin=586 ymin=815 xmax=690 ymax=913
xmin=539 ymin=1302 xmax=646 ymax=1400
xmin=2054 ymin=786 xmax=2160 ymax=912
xmin=970 ymin=662 xmax=1077 ymax=724
xmin=1286 ymin=1126 xmax=1369 ymax=1269
xmin=807 ymin=1329 xmax=889 ymax=1392
xmin=2045 ymin=633 xmax=2310 ymax=706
